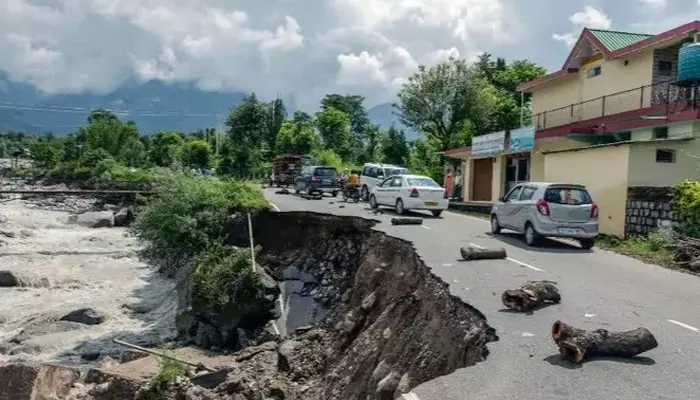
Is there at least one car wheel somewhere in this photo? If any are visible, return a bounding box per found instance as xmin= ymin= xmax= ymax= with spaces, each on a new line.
xmin=342 ymin=190 xmax=348 ymax=202
xmin=490 ymin=215 xmax=501 ymax=234
xmin=369 ymin=194 xmax=378 ymax=209
xmin=579 ymin=238 xmax=595 ymax=250
xmin=431 ymin=210 xmax=443 ymax=217
xmin=306 ymin=186 xmax=314 ymax=197
xmin=361 ymin=185 xmax=369 ymax=201
xmin=332 ymin=191 xmax=338 ymax=198
xmin=395 ymin=198 xmax=406 ymax=215
xmin=524 ymin=223 xmax=540 ymax=247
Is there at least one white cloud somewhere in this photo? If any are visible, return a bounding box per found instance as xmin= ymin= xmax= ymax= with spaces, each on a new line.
xmin=641 ymin=0 xmax=666 ymax=8
xmin=552 ymin=6 xmax=613 ymax=48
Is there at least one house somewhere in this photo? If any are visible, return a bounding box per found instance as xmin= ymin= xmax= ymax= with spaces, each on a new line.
xmin=447 ymin=21 xmax=700 ymax=236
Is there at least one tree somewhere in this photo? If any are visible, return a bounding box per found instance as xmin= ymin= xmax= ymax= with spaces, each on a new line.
xmin=315 ymin=107 xmax=352 ymax=160
xmin=181 ymin=138 xmax=213 ymax=169
xmin=225 ymin=93 xmax=268 ymax=175
xmin=394 ymin=58 xmax=487 ymax=159
xmin=276 ymin=121 xmax=318 ymax=155
xmin=149 ymin=131 xmax=184 ymax=167
xmin=362 ymin=124 xmax=382 ymax=163
xmin=320 ymin=94 xmax=370 ymax=140
xmin=75 ymin=110 xmax=141 ymax=161
xmin=265 ymin=98 xmax=286 ymax=157
xmin=380 ymin=125 xmax=409 ymax=166
xmin=30 ymin=140 xmax=64 ymax=170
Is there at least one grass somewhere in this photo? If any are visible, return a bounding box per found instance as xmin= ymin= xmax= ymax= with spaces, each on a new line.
xmin=596 ymin=231 xmax=675 ymax=266
xmin=147 ymin=349 xmax=188 ymax=392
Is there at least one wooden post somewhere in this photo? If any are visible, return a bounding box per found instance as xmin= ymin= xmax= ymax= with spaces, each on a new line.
xmin=247 ymin=212 xmax=256 ymax=273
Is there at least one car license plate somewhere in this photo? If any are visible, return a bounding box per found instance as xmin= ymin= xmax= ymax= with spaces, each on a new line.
xmin=424 ymin=201 xmax=438 ymax=206
xmin=322 ymin=179 xmax=331 ymax=184
xmin=558 ymin=227 xmax=581 ymax=235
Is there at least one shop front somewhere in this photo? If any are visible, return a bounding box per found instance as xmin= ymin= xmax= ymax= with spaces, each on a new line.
xmin=503 ymin=126 xmax=535 ymax=194
xmin=470 ymin=131 xmax=506 ymax=201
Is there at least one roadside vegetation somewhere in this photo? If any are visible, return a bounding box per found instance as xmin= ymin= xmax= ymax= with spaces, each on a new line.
xmin=596 ymin=231 xmax=676 ymax=266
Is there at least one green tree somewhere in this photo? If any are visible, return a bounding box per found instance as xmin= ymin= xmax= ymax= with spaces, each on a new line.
xmin=362 ymin=123 xmax=382 ymax=163
xmin=265 ymin=98 xmax=286 ymax=157
xmin=149 ymin=131 xmax=184 ymax=167
xmin=321 ymin=94 xmax=370 ymax=140
xmin=225 ymin=93 xmax=268 ymax=176
xmin=315 ymin=107 xmax=352 ymax=160
xmin=394 ymin=58 xmax=488 ymax=161
xmin=380 ymin=125 xmax=409 ymax=166
xmin=276 ymin=121 xmax=318 ymax=155
xmin=30 ymin=139 xmax=65 ymax=170
xmin=181 ymin=138 xmax=213 ymax=169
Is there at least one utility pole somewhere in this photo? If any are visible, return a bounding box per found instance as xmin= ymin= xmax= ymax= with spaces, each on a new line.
xmin=520 ymin=91 xmax=525 ymax=127
xmin=247 ymin=212 xmax=256 ymax=273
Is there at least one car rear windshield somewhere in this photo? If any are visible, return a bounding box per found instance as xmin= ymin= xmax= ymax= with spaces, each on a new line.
xmin=544 ymin=186 xmax=592 ymax=205
xmin=313 ymin=168 xmax=337 ymax=177
xmin=384 ymin=168 xmax=409 ymax=176
xmin=407 ymin=177 xmax=440 ymax=187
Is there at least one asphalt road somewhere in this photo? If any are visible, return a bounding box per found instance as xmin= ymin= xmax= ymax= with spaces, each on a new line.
xmin=264 ymin=188 xmax=700 ymax=400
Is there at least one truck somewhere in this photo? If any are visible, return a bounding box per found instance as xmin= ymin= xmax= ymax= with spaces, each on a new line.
xmin=270 ymin=155 xmax=311 ymax=187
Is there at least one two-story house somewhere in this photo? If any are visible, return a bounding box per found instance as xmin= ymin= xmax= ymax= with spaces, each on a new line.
xmin=446 ymin=21 xmax=700 ymax=236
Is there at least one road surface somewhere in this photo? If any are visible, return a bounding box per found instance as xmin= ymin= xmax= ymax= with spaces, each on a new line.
xmin=264 ymin=188 xmax=700 ymax=400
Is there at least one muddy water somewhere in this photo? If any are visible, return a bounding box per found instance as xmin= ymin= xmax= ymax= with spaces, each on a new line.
xmin=0 ymin=194 xmax=177 ymax=365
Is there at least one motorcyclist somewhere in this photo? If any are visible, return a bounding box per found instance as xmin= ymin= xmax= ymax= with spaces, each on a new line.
xmin=344 ymin=170 xmax=360 ymax=197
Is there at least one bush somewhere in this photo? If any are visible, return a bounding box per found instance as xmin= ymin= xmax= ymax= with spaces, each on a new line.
xmin=132 ymin=172 xmax=269 ymax=273
xmin=672 ymin=179 xmax=700 ymax=237
xmin=146 ymin=349 xmax=187 ymax=393
xmin=192 ymin=245 xmax=264 ymax=313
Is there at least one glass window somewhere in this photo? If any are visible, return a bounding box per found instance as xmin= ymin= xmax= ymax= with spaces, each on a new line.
xmin=519 ymin=186 xmax=537 ymax=200
xmin=406 ymin=177 xmax=440 ymax=187
xmin=505 ymin=186 xmax=522 ymax=202
xmin=544 ymin=186 xmax=592 ymax=205
xmin=378 ymin=177 xmax=393 ymax=187
xmin=390 ymin=177 xmax=403 ymax=187
xmin=655 ymin=149 xmax=675 ymax=163
xmin=313 ymin=167 xmax=337 ymax=177
xmin=587 ymin=66 xmax=601 ymax=78
xmin=652 ymin=126 xmax=668 ymax=139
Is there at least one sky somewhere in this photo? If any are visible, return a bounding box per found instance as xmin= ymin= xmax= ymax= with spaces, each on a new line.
xmin=1 ymin=0 xmax=700 ymax=109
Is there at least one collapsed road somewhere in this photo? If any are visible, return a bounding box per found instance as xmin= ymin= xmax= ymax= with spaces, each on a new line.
xmin=265 ymin=188 xmax=700 ymax=400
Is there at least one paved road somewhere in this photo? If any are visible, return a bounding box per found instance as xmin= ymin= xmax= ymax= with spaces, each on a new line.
xmin=264 ymin=189 xmax=700 ymax=400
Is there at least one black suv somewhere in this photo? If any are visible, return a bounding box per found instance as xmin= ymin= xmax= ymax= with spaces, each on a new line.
xmin=294 ymin=166 xmax=340 ymax=197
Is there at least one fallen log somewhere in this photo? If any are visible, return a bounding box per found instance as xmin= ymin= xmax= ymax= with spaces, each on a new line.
xmin=459 ymin=245 xmax=507 ymax=261
xmin=275 ymin=188 xmax=290 ymax=195
xmin=501 ymin=280 xmax=560 ymax=312
xmin=391 ymin=217 xmax=423 ymax=225
xmin=551 ymin=320 xmax=658 ymax=363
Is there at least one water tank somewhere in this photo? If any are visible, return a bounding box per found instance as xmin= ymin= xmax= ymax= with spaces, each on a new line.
xmin=677 ymin=42 xmax=700 ymax=84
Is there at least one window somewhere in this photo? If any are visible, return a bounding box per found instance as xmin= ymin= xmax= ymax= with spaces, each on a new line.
xmin=362 ymin=166 xmax=370 ymax=176
xmin=656 ymin=149 xmax=676 ymax=163
xmin=652 ymin=126 xmax=668 ymax=139
xmin=313 ymin=167 xmax=337 ymax=177
xmin=378 ymin=177 xmax=392 ymax=187
xmin=519 ymin=186 xmax=537 ymax=201
xmin=366 ymin=167 xmax=377 ymax=178
xmin=587 ymin=66 xmax=601 ymax=78
xmin=389 ymin=177 xmax=402 ymax=187
xmin=658 ymin=60 xmax=673 ymax=76
xmin=407 ymin=177 xmax=439 ymax=187
xmin=504 ymin=186 xmax=522 ymax=202
xmin=544 ymin=186 xmax=592 ymax=205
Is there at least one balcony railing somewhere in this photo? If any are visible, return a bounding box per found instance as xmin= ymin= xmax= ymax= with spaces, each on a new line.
xmin=532 ymin=80 xmax=699 ymax=130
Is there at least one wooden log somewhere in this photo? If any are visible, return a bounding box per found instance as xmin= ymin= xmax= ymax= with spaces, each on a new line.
xmin=391 ymin=217 xmax=423 ymax=225
xmin=459 ymin=245 xmax=507 ymax=261
xmin=551 ymin=321 xmax=658 ymax=363
xmin=501 ymin=280 xmax=560 ymax=312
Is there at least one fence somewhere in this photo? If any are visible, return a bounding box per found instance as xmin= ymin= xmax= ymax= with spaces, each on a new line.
xmin=532 ymin=81 xmax=699 ymax=130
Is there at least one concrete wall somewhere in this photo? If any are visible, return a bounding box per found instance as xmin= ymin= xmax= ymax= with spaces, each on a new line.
xmin=491 ymin=156 xmax=505 ymax=201
xmin=530 ymin=76 xmax=580 ymax=117
xmin=461 ymin=159 xmax=471 ymax=200
xmin=543 ymin=144 xmax=631 ymax=236
xmin=627 ymin=138 xmax=700 ymax=187
xmin=530 ymin=137 xmax=588 ymax=182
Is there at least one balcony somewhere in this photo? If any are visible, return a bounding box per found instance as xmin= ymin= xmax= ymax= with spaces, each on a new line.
xmin=532 ymin=80 xmax=700 ymax=131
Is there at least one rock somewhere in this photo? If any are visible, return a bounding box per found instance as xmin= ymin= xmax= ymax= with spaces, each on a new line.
xmin=60 ymin=308 xmax=106 ymax=325
xmin=67 ymin=211 xmax=115 ymax=228
xmin=0 ymin=230 xmax=17 ymax=238
xmin=19 ymin=230 xmax=33 ymax=238
xmin=376 ymin=371 xmax=401 ymax=394
xmin=99 ymin=356 xmax=120 ymax=369
xmin=120 ymin=350 xmax=149 ymax=364
xmin=0 ymin=363 xmax=81 ymax=400
xmin=113 ymin=207 xmax=134 ymax=227
xmin=103 ymin=204 xmax=120 ymax=211
xmin=0 ymin=270 xmax=50 ymax=288
xmin=281 ymin=266 xmax=318 ymax=284
xmin=10 ymin=321 xmax=88 ymax=344
xmin=395 ymin=372 xmax=411 ymax=395
xmin=371 ymin=360 xmax=391 ymax=381
xmin=191 ymin=368 xmax=232 ymax=389
xmin=361 ymin=291 xmax=377 ymax=311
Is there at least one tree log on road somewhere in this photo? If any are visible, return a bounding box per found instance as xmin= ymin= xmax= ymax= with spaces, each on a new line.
xmin=501 ymin=280 xmax=560 ymax=312
xmin=459 ymin=245 xmax=507 ymax=261
xmin=551 ymin=320 xmax=658 ymax=363
xmin=391 ymin=217 xmax=423 ymax=225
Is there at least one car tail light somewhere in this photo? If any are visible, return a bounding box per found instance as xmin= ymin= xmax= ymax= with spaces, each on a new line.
xmin=311 ymin=176 xmax=320 ymax=181
xmin=590 ymin=203 xmax=599 ymax=218
xmin=536 ymin=199 xmax=550 ymax=216
xmin=409 ymin=188 xmax=419 ymax=198
xmin=443 ymin=190 xmax=449 ymax=199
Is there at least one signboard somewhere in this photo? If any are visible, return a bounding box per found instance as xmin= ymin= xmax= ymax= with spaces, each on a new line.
xmin=509 ymin=126 xmax=535 ymax=153
xmin=472 ymin=131 xmax=506 ymax=157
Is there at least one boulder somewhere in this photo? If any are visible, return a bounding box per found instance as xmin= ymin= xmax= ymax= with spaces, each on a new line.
xmin=68 ymin=211 xmax=115 ymax=228
xmin=113 ymin=207 xmax=134 ymax=227
xmin=0 ymin=270 xmax=50 ymax=288
xmin=0 ymin=363 xmax=81 ymax=400
xmin=60 ymin=307 xmax=106 ymax=325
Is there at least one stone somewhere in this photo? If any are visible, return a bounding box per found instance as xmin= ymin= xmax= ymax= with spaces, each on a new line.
xmin=0 ymin=230 xmax=17 ymax=238
xmin=395 ymin=372 xmax=411 ymax=395
xmin=371 ymin=360 xmax=391 ymax=381
xmin=361 ymin=292 xmax=377 ymax=311
xmin=191 ymin=368 xmax=231 ymax=389
xmin=60 ymin=308 xmax=106 ymax=325
xmin=651 ymin=211 xmax=659 ymax=218
xmin=113 ymin=207 xmax=134 ymax=227
xmin=376 ymin=371 xmax=401 ymax=393
xmin=282 ymin=266 xmax=318 ymax=284
xmin=0 ymin=270 xmax=50 ymax=288
xmin=120 ymin=350 xmax=149 ymax=363
xmin=0 ymin=363 xmax=81 ymax=400
xmin=68 ymin=211 xmax=115 ymax=228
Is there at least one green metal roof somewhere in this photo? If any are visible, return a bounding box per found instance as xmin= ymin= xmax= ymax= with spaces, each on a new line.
xmin=588 ymin=29 xmax=654 ymax=51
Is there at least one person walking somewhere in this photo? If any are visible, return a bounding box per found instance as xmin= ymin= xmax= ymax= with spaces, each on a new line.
xmin=453 ymin=170 xmax=463 ymax=201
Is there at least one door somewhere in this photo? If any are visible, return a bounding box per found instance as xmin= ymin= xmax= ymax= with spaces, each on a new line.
xmin=512 ymin=185 xmax=537 ymax=230
xmin=499 ymin=185 xmax=523 ymax=228
xmin=386 ymin=176 xmax=403 ymax=203
xmin=472 ymin=158 xmax=493 ymax=201
xmin=374 ymin=177 xmax=393 ymax=204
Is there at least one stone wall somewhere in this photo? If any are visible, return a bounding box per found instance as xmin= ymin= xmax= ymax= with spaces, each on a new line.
xmin=625 ymin=186 xmax=680 ymax=236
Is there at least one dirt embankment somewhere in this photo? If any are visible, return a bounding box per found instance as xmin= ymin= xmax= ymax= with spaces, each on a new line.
xmin=1 ymin=210 xmax=497 ymax=399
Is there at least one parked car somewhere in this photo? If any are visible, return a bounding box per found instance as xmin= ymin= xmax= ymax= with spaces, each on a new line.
xmin=369 ymin=174 xmax=448 ymax=217
xmin=294 ymin=166 xmax=341 ymax=197
xmin=489 ymin=182 xmax=599 ymax=249
xmin=359 ymin=162 xmax=410 ymax=200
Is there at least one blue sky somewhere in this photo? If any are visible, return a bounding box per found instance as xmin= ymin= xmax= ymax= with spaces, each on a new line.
xmin=0 ymin=0 xmax=699 ymax=108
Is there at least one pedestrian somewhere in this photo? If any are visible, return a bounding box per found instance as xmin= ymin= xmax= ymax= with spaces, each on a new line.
xmin=453 ymin=170 xmax=463 ymax=201
xmin=444 ymin=170 xmax=454 ymax=199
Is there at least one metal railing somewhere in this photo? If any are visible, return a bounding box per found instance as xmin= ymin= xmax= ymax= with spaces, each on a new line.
xmin=531 ymin=80 xmax=700 ymax=130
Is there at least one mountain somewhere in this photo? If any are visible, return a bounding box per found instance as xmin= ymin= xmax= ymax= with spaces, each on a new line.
xmin=0 ymin=73 xmax=411 ymax=138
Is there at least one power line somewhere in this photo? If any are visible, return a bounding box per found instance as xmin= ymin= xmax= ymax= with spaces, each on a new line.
xmin=0 ymin=100 xmax=228 ymax=117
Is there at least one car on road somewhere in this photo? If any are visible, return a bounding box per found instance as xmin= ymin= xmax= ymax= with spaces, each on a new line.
xmin=359 ymin=163 xmax=409 ymax=201
xmin=489 ymin=182 xmax=599 ymax=249
xmin=294 ymin=166 xmax=341 ymax=197
xmin=369 ymin=174 xmax=448 ymax=217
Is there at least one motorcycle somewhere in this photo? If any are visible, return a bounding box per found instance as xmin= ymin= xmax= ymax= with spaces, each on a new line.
xmin=342 ymin=182 xmax=361 ymax=202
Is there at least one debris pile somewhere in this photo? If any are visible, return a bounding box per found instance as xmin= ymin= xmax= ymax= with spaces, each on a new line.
xmin=501 ymin=280 xmax=561 ymax=312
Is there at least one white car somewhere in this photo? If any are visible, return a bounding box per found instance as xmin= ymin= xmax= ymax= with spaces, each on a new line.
xmin=359 ymin=162 xmax=409 ymax=201
xmin=369 ymin=174 xmax=448 ymax=217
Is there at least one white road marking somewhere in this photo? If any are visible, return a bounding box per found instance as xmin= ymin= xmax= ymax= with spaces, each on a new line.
xmin=421 ymin=225 xmax=432 ymax=230
xmin=522 ymin=332 xmax=535 ymax=337
xmin=585 ymin=313 xmax=597 ymax=318
xmin=402 ymin=392 xmax=421 ymax=400
xmin=442 ymin=263 xmax=453 ymax=267
xmin=468 ymin=243 xmax=544 ymax=272
xmin=668 ymin=319 xmax=700 ymax=333
xmin=269 ymin=202 xmax=280 ymax=212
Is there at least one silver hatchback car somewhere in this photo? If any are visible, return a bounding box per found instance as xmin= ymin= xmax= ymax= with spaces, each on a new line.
xmin=489 ymin=182 xmax=599 ymax=249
